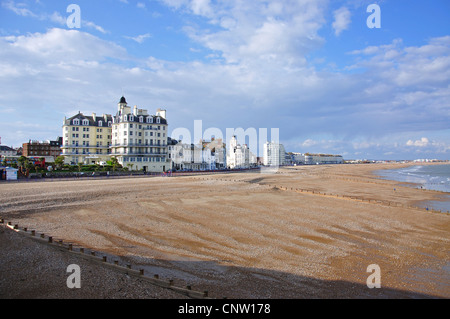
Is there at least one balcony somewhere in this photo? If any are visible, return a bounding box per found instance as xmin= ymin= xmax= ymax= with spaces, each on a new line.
xmin=111 ymin=143 xmax=166 ymax=147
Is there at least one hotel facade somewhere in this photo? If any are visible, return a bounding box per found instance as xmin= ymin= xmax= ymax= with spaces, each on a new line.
xmin=62 ymin=113 xmax=113 ymax=165
xmin=110 ymin=97 xmax=169 ymax=173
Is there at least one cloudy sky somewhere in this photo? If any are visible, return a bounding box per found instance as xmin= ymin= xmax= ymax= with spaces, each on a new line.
xmin=0 ymin=0 xmax=449 ymax=160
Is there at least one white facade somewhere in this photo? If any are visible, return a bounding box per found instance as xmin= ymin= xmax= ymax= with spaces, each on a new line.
xmin=304 ymin=154 xmax=344 ymax=165
xmin=169 ymin=142 xmax=216 ymax=171
xmin=111 ymin=97 xmax=169 ymax=172
xmin=227 ymin=136 xmax=256 ymax=169
xmin=263 ymin=142 xmax=286 ymax=166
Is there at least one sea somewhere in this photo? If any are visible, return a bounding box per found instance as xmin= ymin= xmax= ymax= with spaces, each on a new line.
xmin=376 ymin=164 xmax=450 ymax=213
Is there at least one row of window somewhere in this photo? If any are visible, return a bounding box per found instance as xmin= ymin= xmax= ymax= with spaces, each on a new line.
xmin=69 ymin=134 xmax=111 ymax=139
xmin=119 ymin=131 xmax=165 ymax=137
xmin=113 ymin=124 xmax=165 ymax=131
xmin=123 ymin=157 xmax=164 ymax=162
xmin=67 ymin=127 xmax=111 ymax=133
xmin=72 ymin=119 xmax=112 ymax=127
xmin=115 ymin=115 xmax=162 ymax=124
xmin=113 ymin=139 xmax=166 ymax=146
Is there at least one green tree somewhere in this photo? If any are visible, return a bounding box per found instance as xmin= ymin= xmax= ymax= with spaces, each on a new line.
xmin=55 ymin=156 xmax=65 ymax=170
xmin=18 ymin=156 xmax=28 ymax=169
xmin=110 ymin=157 xmax=119 ymax=172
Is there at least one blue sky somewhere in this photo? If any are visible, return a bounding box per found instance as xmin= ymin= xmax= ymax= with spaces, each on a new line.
xmin=0 ymin=0 xmax=449 ymax=160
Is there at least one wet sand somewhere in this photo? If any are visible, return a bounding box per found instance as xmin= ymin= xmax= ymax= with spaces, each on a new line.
xmin=1 ymin=163 xmax=449 ymax=298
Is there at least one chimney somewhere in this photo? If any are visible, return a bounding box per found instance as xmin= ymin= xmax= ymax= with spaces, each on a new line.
xmin=156 ymin=108 xmax=166 ymax=119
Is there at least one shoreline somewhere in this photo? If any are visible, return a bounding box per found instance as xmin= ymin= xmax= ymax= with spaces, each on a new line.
xmin=369 ymin=162 xmax=450 ymax=213
xmin=1 ymin=163 xmax=449 ymax=298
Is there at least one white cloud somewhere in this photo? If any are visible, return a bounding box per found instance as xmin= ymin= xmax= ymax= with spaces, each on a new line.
xmin=175 ymin=0 xmax=327 ymax=66
xmin=406 ymin=137 xmax=430 ymax=147
xmin=2 ymin=0 xmax=37 ymax=17
xmin=124 ymin=33 xmax=152 ymax=44
xmin=332 ymin=7 xmax=351 ymax=36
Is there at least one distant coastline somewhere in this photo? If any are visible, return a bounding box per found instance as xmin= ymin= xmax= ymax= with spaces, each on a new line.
xmin=374 ymin=163 xmax=450 ymax=212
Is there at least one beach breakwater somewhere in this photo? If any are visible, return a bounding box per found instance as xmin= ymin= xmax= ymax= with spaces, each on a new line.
xmin=0 ymin=219 xmax=211 ymax=299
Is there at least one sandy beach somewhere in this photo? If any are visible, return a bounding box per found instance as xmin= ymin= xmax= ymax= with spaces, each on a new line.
xmin=1 ymin=163 xmax=449 ymax=299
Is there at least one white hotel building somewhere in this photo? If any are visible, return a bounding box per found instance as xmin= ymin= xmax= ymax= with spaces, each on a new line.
xmin=110 ymin=97 xmax=169 ymax=173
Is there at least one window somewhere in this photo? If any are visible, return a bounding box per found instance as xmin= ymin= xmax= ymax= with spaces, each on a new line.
xmin=98 ymin=121 xmax=103 ymax=127
xmin=149 ymin=117 xmax=153 ymax=124
xmin=108 ymin=121 xmax=112 ymax=127
xmin=156 ymin=117 xmax=161 ymax=124
xmin=82 ymin=119 xmax=89 ymax=126
xmin=130 ymin=115 xmax=134 ymax=122
xmin=73 ymin=119 xmax=80 ymax=125
xmin=130 ymin=131 xmax=133 ymax=136
xmin=130 ymin=124 xmax=133 ymax=128
xmin=139 ymin=116 xmax=143 ymax=123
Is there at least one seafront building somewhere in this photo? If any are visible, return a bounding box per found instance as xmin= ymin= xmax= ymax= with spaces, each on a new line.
xmin=227 ymin=135 xmax=256 ymax=169
xmin=110 ymin=97 xmax=169 ymax=173
xmin=23 ymin=139 xmax=62 ymax=158
xmin=304 ymin=154 xmax=344 ymax=165
xmin=0 ymin=145 xmax=16 ymax=158
xmin=263 ymin=142 xmax=286 ymax=166
xmin=168 ymin=141 xmax=215 ymax=171
xmin=62 ymin=113 xmax=113 ymax=165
